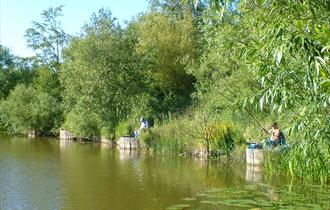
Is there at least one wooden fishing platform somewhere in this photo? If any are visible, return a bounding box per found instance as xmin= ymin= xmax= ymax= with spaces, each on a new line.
xmin=117 ymin=136 xmax=139 ymax=150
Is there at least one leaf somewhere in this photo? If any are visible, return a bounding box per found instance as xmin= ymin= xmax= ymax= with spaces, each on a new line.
xmin=320 ymin=80 xmax=330 ymax=92
xmin=243 ymin=98 xmax=248 ymax=109
xmin=289 ymin=161 xmax=294 ymax=178
xmin=200 ymin=200 xmax=213 ymax=204
xmin=321 ymin=45 xmax=330 ymax=53
xmin=274 ymin=48 xmax=282 ymax=67
xmin=259 ymin=95 xmax=264 ymax=111
xmin=261 ymin=76 xmax=265 ymax=87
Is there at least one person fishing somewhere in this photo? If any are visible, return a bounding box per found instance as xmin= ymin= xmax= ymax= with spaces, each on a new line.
xmin=133 ymin=117 xmax=149 ymax=138
xmin=262 ymin=122 xmax=285 ymax=148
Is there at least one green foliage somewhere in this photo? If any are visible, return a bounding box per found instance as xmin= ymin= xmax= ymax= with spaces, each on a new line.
xmin=0 ymin=45 xmax=15 ymax=69
xmin=220 ymin=0 xmax=329 ymax=182
xmin=264 ymin=138 xmax=330 ymax=184
xmin=139 ymin=121 xmax=187 ymax=154
xmin=60 ymin=9 xmax=144 ymax=137
xmin=33 ymin=66 xmax=61 ymax=99
xmin=63 ymin=104 xmax=101 ymax=138
xmin=100 ymin=124 xmax=115 ymax=139
xmin=209 ymin=123 xmax=236 ymax=156
xmin=1 ymin=0 xmax=328 ymax=182
xmin=115 ymin=120 xmax=135 ymax=138
xmin=137 ymin=6 xmax=198 ymax=112
xmin=190 ymin=0 xmax=329 ymax=182
xmin=235 ymin=0 xmax=329 ymax=182
xmin=0 ymin=45 xmax=36 ymax=99
xmin=139 ymin=112 xmax=245 ymax=156
xmin=0 ymin=84 xmax=60 ymax=134
xmin=139 ymin=129 xmax=159 ymax=149
xmin=25 ymin=5 xmax=68 ymax=65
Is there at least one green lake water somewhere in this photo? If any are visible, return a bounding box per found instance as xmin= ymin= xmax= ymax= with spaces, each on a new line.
xmin=0 ymin=134 xmax=329 ymax=210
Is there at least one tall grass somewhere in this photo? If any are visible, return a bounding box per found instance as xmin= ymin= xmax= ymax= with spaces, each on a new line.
xmin=264 ymin=138 xmax=330 ymax=184
xmin=139 ymin=113 xmax=245 ymax=157
xmin=140 ymin=117 xmax=196 ymax=154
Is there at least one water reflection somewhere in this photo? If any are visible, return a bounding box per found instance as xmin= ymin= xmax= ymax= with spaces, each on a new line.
xmin=119 ymin=149 xmax=140 ymax=161
xmin=100 ymin=142 xmax=113 ymax=149
xmin=59 ymin=139 xmax=75 ymax=148
xmin=1 ymin=136 xmax=329 ymax=210
xmin=245 ymin=165 xmax=262 ymax=183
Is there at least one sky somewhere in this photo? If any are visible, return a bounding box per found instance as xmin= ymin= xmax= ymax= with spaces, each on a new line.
xmin=0 ymin=0 xmax=149 ymax=57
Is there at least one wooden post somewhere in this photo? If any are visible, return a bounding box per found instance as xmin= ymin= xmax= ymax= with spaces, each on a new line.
xmin=246 ymin=147 xmax=263 ymax=165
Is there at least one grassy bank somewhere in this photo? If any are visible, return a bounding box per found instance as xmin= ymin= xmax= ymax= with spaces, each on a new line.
xmin=137 ymin=112 xmax=245 ymax=157
xmin=131 ymin=109 xmax=330 ymax=184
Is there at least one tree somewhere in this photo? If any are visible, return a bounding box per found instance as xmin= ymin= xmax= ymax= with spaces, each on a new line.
xmin=60 ymin=8 xmax=144 ymax=137
xmin=25 ymin=5 xmax=68 ymax=66
xmin=0 ymin=45 xmax=15 ymax=70
xmin=0 ymin=84 xmax=60 ymax=134
xmin=0 ymin=46 xmax=15 ymax=99
xmin=194 ymin=0 xmax=330 ymax=182
xmin=33 ymin=66 xmax=61 ymax=99
xmin=0 ymin=45 xmax=36 ymax=99
xmin=137 ymin=5 xmax=198 ymax=113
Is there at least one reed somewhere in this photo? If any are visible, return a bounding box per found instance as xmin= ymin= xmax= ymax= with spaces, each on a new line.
xmin=139 ymin=113 xmax=245 ymax=157
xmin=263 ymin=138 xmax=330 ymax=184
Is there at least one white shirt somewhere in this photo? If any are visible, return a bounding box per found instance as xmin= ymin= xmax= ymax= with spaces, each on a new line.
xmin=140 ymin=121 xmax=148 ymax=129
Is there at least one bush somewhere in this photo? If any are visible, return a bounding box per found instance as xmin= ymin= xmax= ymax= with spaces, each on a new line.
xmin=209 ymin=123 xmax=235 ymax=156
xmin=138 ymin=118 xmax=194 ymax=154
xmin=0 ymin=84 xmax=60 ymax=134
xmin=64 ymin=105 xmax=101 ymax=138
xmin=115 ymin=120 xmax=135 ymax=138
xmin=100 ymin=124 xmax=115 ymax=139
xmin=139 ymin=129 xmax=159 ymax=149
xmin=139 ymin=113 xmax=245 ymax=157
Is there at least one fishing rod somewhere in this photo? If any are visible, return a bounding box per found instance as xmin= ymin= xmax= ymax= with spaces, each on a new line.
xmin=216 ymin=88 xmax=264 ymax=128
xmin=213 ymin=76 xmax=268 ymax=132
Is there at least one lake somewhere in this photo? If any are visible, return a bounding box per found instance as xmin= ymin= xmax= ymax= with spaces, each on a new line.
xmin=0 ymin=134 xmax=329 ymax=210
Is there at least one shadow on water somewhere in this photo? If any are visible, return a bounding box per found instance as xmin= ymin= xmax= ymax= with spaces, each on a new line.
xmin=1 ymin=136 xmax=329 ymax=210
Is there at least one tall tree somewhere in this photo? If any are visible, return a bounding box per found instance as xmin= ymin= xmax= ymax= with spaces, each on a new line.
xmin=137 ymin=4 xmax=199 ymax=113
xmin=60 ymin=9 xmax=144 ymax=136
xmin=193 ymin=0 xmax=330 ymax=181
xmin=25 ymin=5 xmax=68 ymax=66
xmin=0 ymin=45 xmax=15 ymax=70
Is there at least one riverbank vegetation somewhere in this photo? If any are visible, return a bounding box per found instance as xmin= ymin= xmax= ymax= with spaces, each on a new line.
xmin=0 ymin=0 xmax=329 ymax=183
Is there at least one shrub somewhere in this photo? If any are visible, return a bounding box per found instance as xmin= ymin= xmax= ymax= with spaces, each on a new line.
xmin=0 ymin=84 xmax=60 ymax=134
xmin=139 ymin=129 xmax=159 ymax=149
xmin=64 ymin=106 xmax=101 ymax=138
xmin=115 ymin=120 xmax=135 ymax=138
xmin=209 ymin=123 xmax=235 ymax=156
xmin=100 ymin=124 xmax=115 ymax=139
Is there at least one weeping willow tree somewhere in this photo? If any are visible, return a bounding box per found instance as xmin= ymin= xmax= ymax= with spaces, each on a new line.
xmin=241 ymin=0 xmax=329 ymax=183
xmin=195 ymin=0 xmax=329 ymax=182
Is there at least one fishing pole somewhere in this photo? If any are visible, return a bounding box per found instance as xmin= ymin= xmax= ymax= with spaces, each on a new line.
xmin=214 ymin=76 xmax=268 ymax=132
